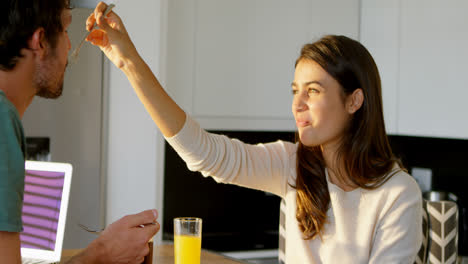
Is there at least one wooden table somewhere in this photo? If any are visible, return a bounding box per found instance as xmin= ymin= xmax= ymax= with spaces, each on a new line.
xmin=61 ymin=243 xmax=249 ymax=264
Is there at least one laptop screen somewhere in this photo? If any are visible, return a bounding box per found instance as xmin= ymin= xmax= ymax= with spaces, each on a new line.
xmin=21 ymin=169 xmax=65 ymax=250
xmin=20 ymin=161 xmax=72 ymax=261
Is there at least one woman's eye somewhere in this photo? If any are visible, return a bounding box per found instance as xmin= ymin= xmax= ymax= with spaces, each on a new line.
xmin=308 ymin=88 xmax=319 ymax=94
xmin=291 ymin=89 xmax=298 ymax=95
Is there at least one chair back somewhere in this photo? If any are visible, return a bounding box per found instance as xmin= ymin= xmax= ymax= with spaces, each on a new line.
xmin=278 ymin=199 xmax=459 ymax=264
xmin=423 ymin=200 xmax=459 ymax=264
xmin=415 ymin=200 xmax=429 ymax=264
xmin=278 ymin=199 xmax=286 ymax=264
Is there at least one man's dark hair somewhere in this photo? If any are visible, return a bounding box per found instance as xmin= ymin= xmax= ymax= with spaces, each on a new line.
xmin=0 ymin=0 xmax=71 ymax=71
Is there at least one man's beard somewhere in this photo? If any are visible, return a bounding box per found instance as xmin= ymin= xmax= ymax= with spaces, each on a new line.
xmin=34 ymin=52 xmax=66 ymax=99
xmin=36 ymin=79 xmax=64 ymax=99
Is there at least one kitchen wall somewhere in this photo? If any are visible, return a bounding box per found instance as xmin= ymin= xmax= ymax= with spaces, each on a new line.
xmin=389 ymin=136 xmax=468 ymax=200
xmin=72 ymin=0 xmax=167 ymax=243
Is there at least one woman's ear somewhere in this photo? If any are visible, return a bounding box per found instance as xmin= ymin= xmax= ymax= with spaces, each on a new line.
xmin=28 ymin=28 xmax=48 ymax=59
xmin=346 ymin=88 xmax=364 ymax=114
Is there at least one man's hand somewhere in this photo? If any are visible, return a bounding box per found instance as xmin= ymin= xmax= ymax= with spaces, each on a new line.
xmin=0 ymin=231 xmax=21 ymax=263
xmin=69 ymin=209 xmax=160 ymax=264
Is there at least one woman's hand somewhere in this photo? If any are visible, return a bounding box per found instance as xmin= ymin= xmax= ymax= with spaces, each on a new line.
xmin=85 ymin=2 xmax=187 ymax=138
xmin=85 ymin=2 xmax=139 ymax=69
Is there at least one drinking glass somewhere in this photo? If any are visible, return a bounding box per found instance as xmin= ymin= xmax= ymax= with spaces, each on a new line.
xmin=173 ymin=217 xmax=202 ymax=264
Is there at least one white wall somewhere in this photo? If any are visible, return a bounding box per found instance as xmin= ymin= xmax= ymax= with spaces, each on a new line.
xmin=73 ymin=0 xmax=167 ymax=243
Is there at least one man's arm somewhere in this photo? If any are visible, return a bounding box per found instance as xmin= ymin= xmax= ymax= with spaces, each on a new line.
xmin=0 ymin=231 xmax=21 ymax=263
xmin=66 ymin=209 xmax=160 ymax=264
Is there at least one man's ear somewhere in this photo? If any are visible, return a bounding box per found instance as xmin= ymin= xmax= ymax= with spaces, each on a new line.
xmin=346 ymin=88 xmax=364 ymax=114
xmin=28 ymin=28 xmax=48 ymax=59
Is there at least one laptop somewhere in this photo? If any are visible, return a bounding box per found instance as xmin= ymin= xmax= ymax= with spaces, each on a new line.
xmin=20 ymin=161 xmax=73 ymax=264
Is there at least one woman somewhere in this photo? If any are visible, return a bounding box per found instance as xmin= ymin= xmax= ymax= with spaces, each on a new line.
xmin=86 ymin=3 xmax=422 ymax=263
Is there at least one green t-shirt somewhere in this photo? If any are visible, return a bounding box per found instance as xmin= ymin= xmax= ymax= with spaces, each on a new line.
xmin=0 ymin=90 xmax=26 ymax=232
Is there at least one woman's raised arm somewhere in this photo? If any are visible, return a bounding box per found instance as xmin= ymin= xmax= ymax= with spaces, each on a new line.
xmin=85 ymin=2 xmax=186 ymax=137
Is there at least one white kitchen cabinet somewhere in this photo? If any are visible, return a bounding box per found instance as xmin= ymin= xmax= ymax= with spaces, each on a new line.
xmin=399 ymin=0 xmax=468 ymax=139
xmin=166 ymin=0 xmax=360 ymax=131
xmin=361 ymin=0 xmax=468 ymax=139
xmin=360 ymin=0 xmax=399 ymax=135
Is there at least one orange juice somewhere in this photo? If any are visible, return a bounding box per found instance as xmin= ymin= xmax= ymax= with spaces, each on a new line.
xmin=174 ymin=234 xmax=201 ymax=264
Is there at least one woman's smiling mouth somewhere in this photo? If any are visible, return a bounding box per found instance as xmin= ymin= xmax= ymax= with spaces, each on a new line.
xmin=296 ymin=120 xmax=310 ymax=127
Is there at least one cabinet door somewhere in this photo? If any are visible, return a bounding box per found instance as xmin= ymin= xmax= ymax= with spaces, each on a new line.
xmin=167 ymin=0 xmax=360 ymax=131
xmin=399 ymin=0 xmax=468 ymax=139
xmin=22 ymin=8 xmax=104 ymax=249
xmin=360 ymin=0 xmax=399 ymax=135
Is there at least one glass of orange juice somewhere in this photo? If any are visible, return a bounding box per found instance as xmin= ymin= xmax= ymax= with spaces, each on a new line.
xmin=174 ymin=217 xmax=202 ymax=264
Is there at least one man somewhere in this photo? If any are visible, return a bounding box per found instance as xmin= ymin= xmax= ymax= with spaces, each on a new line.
xmin=0 ymin=1 xmax=159 ymax=263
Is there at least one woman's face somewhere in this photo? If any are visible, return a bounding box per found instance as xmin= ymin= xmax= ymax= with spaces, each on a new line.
xmin=291 ymin=59 xmax=352 ymax=148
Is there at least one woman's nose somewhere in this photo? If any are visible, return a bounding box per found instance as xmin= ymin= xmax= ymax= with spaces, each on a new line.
xmin=292 ymin=95 xmax=308 ymax=112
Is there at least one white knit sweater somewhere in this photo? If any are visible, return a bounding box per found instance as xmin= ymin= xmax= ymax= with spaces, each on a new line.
xmin=165 ymin=115 xmax=423 ymax=264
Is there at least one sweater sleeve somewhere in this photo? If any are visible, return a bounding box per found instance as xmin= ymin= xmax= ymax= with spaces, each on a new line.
xmin=165 ymin=114 xmax=296 ymax=198
xmin=368 ymin=173 xmax=423 ymax=263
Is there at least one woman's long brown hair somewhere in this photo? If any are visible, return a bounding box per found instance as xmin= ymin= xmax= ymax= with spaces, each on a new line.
xmin=293 ymin=35 xmax=402 ymax=240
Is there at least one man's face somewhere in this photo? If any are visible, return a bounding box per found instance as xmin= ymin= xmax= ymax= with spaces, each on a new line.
xmin=35 ymin=9 xmax=72 ymax=99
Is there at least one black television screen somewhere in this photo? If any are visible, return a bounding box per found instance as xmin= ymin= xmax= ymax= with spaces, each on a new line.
xmin=163 ymin=130 xmax=295 ymax=252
